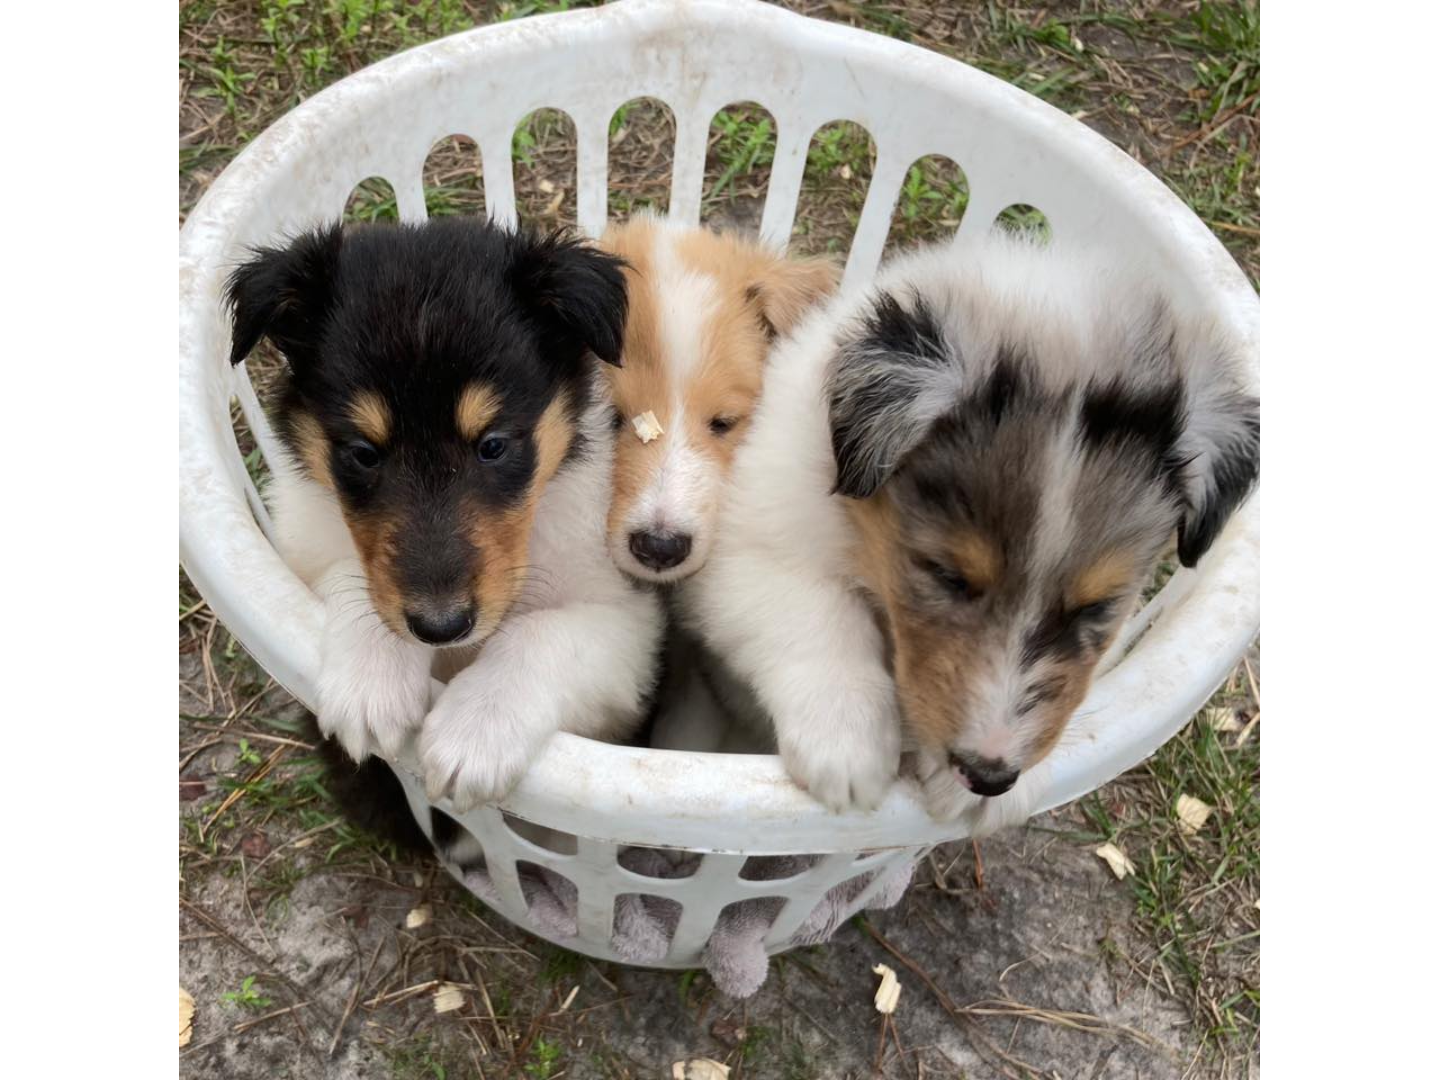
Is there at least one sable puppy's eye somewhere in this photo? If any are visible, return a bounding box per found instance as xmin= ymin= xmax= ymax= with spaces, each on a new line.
xmin=709 ymin=415 xmax=740 ymax=436
xmin=923 ymin=559 xmax=977 ymax=600
xmin=346 ymin=439 xmax=381 ymax=470
xmin=476 ymin=434 xmax=510 ymax=463
xmin=610 ymin=408 xmax=625 ymax=433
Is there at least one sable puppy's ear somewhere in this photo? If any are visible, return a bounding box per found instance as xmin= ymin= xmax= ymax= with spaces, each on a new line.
xmin=744 ymin=255 xmax=840 ymax=339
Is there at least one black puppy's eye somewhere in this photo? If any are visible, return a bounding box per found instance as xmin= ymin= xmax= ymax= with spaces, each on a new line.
xmin=476 ymin=434 xmax=510 ymax=463
xmin=346 ymin=439 xmax=381 ymax=470
xmin=923 ymin=560 xmax=977 ymax=600
xmin=709 ymin=415 xmax=740 ymax=437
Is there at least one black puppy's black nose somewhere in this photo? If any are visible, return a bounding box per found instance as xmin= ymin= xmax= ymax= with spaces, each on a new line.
xmin=405 ymin=605 xmax=475 ymax=645
xmin=949 ymin=753 xmax=1020 ymax=798
xmin=628 ymin=530 xmax=693 ymax=571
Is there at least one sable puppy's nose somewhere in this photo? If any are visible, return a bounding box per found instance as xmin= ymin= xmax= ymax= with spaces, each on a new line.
xmin=628 ymin=530 xmax=693 ymax=571
xmin=949 ymin=752 xmax=1020 ymax=798
xmin=405 ymin=605 xmax=476 ymax=645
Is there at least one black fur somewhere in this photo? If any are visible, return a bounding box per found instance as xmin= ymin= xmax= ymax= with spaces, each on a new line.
xmin=306 ymin=713 xmax=432 ymax=854
xmin=1177 ymin=394 xmax=1260 ymax=567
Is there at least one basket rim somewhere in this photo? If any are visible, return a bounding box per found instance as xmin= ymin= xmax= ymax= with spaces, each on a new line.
xmin=179 ymin=0 xmax=1259 ymax=851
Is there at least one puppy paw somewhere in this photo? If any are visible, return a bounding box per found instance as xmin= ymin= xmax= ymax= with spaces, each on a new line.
xmin=315 ymin=634 xmax=432 ymax=762
xmin=780 ymin=692 xmax=900 ymax=812
xmin=419 ymin=679 xmax=550 ymax=812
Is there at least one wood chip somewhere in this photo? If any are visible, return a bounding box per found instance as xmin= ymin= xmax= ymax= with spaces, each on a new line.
xmin=1095 ymin=842 xmax=1136 ymax=880
xmin=872 ymin=963 xmax=902 ymax=1014
xmin=179 ymin=986 xmax=195 ymax=1047
xmin=1205 ymin=706 xmax=1243 ymax=733
xmin=632 ymin=410 xmax=664 ymax=443
xmin=405 ymin=904 xmax=432 ymax=930
xmin=433 ymin=983 xmax=466 ymax=1014
xmin=672 ymin=1061 xmax=730 ymax=1080
xmin=1175 ymin=794 xmax=1214 ymax=835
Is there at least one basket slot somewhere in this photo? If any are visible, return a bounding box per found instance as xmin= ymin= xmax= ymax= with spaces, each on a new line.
xmin=842 ymin=149 xmax=909 ymax=291
xmin=480 ymin=128 xmax=518 ymax=230
xmin=667 ymin=108 xmax=711 ymax=227
xmin=758 ymin=121 xmax=812 ymax=251
xmin=665 ymin=852 xmax=746 ymax=961
xmin=840 ymin=848 xmax=917 ymax=913
xmin=885 ymin=155 xmax=969 ymax=256
xmin=574 ymin=112 xmax=610 ymax=238
xmin=228 ymin=370 xmax=276 ymax=542
xmin=762 ymin=852 xmax=855 ymax=946
xmin=471 ymin=806 xmax=528 ymax=916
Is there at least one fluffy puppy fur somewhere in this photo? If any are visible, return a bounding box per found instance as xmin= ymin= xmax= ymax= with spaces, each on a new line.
xmin=227 ymin=218 xmax=662 ymax=812
xmin=598 ymin=213 xmax=837 ymax=583
xmin=683 ymin=232 xmax=1259 ymax=828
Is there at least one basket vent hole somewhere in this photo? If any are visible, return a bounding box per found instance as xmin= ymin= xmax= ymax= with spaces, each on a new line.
xmin=790 ymin=121 xmax=877 ymax=258
xmin=608 ymin=98 xmax=675 ymax=219
xmin=501 ymin=812 xmax=577 ymax=856
xmin=344 ymin=176 xmax=399 ymax=224
xmin=886 ymin=155 xmax=970 ymax=255
xmin=617 ymin=845 xmax=701 ymax=879
xmin=701 ymin=102 xmax=778 ymax=237
xmin=613 ymin=893 xmax=681 ymax=959
xmin=423 ymin=134 xmax=484 ymax=219
xmin=513 ymin=108 xmax=577 ymax=230
xmin=515 ymin=861 xmax=578 ymax=934
xmin=994 ymin=203 xmax=1052 ymax=243
xmin=430 ymin=808 xmax=487 ymax=871
xmin=740 ymin=854 xmax=820 ymax=883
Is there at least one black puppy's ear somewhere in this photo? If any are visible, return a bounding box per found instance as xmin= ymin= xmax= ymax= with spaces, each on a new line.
xmin=512 ymin=231 xmax=629 ymax=366
xmin=828 ymin=289 xmax=961 ymax=499
xmin=225 ymin=224 xmax=344 ymax=370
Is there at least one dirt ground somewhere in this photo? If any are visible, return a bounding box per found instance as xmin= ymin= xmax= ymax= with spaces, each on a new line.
xmin=180 ymin=3 xmax=1260 ymax=1077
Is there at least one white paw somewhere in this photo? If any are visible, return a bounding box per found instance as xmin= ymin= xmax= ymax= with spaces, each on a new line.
xmin=315 ymin=631 xmax=432 ymax=763
xmin=779 ymin=689 xmax=900 ymax=812
xmin=419 ymin=678 xmax=550 ymax=812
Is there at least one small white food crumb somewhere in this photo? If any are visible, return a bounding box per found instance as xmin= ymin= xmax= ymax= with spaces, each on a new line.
xmin=1175 ymin=794 xmax=1214 ymax=835
xmin=1095 ymin=842 xmax=1136 ymax=880
xmin=632 ymin=410 xmax=665 ymax=443
xmin=433 ymin=983 xmax=465 ymax=1014
xmin=872 ymin=963 xmax=902 ymax=1014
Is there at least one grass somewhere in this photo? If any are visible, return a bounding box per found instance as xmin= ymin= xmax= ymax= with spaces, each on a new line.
xmin=221 ymin=975 xmax=273 ymax=1011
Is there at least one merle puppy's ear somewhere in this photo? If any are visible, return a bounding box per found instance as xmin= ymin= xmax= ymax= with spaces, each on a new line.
xmin=827 ymin=289 xmax=961 ymax=498
xmin=513 ymin=231 xmax=629 ymax=367
xmin=225 ymin=224 xmax=343 ymax=370
xmin=1173 ymin=367 xmax=1259 ymax=567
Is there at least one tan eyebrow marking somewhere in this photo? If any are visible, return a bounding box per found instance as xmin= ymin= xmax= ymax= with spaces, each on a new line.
xmin=1068 ymin=550 xmax=1136 ymax=608
xmin=347 ymin=391 xmax=392 ymax=445
xmin=456 ymin=383 xmax=502 ymax=442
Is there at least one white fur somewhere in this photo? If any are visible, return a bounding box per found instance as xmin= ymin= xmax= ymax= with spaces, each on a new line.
xmin=266 ymin=383 xmax=663 ymax=810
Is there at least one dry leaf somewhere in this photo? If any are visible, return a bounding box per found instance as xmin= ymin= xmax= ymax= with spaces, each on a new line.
xmin=1095 ymin=842 xmax=1136 ymax=880
xmin=179 ymin=986 xmax=195 ymax=1048
xmin=433 ymin=983 xmax=465 ymax=1014
xmin=839 ymin=163 xmax=853 ymax=180
xmin=538 ymin=178 xmax=556 ymax=195
xmin=872 ymin=963 xmax=901 ymax=1014
xmin=1175 ymin=794 xmax=1214 ymax=835
xmin=672 ymin=1061 xmax=730 ymax=1080
xmin=1205 ymin=706 xmax=1243 ymax=733
xmin=405 ymin=904 xmax=432 ymax=930
xmin=632 ymin=410 xmax=664 ymax=443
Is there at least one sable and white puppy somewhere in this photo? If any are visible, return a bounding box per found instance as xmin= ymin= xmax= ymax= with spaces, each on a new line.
xmin=227 ymin=219 xmax=663 ymax=812
xmin=597 ymin=215 xmax=836 ymax=753
xmin=685 ymin=232 xmax=1259 ymax=825
xmin=599 ymin=213 xmax=837 ymax=584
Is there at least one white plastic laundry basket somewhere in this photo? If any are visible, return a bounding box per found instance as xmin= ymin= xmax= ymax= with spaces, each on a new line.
xmin=178 ymin=0 xmax=1259 ymax=968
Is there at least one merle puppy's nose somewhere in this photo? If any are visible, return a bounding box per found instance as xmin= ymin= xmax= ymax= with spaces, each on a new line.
xmin=628 ymin=530 xmax=693 ymax=571
xmin=949 ymin=752 xmax=1020 ymax=797
xmin=405 ymin=604 xmax=476 ymax=645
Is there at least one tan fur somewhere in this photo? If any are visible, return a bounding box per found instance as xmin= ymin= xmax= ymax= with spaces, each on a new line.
xmin=1068 ymin=550 xmax=1135 ymax=609
xmin=600 ymin=218 xmax=837 ymax=546
xmin=347 ymin=512 xmax=406 ymax=635
xmin=347 ymin=391 xmax=392 ymax=445
xmin=456 ymin=383 xmax=502 ymax=443
xmin=290 ymin=412 xmax=334 ymax=489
